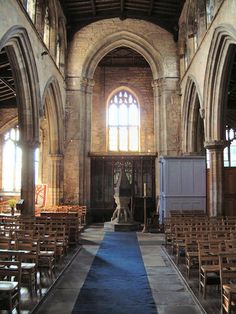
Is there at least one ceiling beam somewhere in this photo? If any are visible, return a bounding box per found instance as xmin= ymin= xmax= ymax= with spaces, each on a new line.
xmin=0 ymin=97 xmax=17 ymax=108
xmin=91 ymin=0 xmax=96 ymax=16
xmin=0 ymin=77 xmax=15 ymax=94
xmin=120 ymin=0 xmax=125 ymax=19
xmin=148 ymin=0 xmax=154 ymax=16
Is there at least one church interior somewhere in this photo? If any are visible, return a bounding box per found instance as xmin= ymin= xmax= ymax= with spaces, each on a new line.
xmin=1 ymin=0 xmax=236 ymax=313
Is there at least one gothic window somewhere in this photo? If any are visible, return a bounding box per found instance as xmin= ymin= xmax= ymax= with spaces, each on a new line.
xmin=2 ymin=127 xmax=39 ymax=193
xmin=2 ymin=127 xmax=22 ymax=192
xmin=108 ymin=90 xmax=139 ymax=152
xmin=56 ymin=34 xmax=60 ymax=67
xmin=224 ymin=127 xmax=236 ymax=167
xmin=43 ymin=6 xmax=50 ymax=47
xmin=22 ymin=0 xmax=36 ymax=22
xmin=206 ymin=0 xmax=215 ymax=25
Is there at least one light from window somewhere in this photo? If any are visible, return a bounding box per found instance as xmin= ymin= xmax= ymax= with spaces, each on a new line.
xmin=108 ymin=90 xmax=139 ymax=152
xmin=224 ymin=127 xmax=236 ymax=167
xmin=2 ymin=127 xmax=40 ymax=193
xmin=22 ymin=0 xmax=36 ymax=22
xmin=2 ymin=127 xmax=22 ymax=192
xmin=43 ymin=7 xmax=50 ymax=47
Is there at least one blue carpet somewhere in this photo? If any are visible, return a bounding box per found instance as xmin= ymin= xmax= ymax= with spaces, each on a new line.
xmin=72 ymin=232 xmax=157 ymax=314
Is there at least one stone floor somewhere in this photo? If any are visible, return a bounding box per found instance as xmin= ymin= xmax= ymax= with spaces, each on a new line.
xmin=32 ymin=224 xmax=205 ymax=314
xmin=163 ymin=245 xmax=221 ymax=314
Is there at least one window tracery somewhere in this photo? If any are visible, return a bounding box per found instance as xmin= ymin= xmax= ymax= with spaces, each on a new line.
xmin=108 ymin=90 xmax=139 ymax=152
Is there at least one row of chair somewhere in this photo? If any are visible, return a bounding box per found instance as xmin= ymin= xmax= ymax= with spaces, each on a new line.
xmin=164 ymin=215 xmax=236 ymax=313
xmin=0 ymin=212 xmax=85 ymax=312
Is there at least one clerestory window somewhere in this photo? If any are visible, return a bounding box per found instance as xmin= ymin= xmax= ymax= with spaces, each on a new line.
xmin=22 ymin=0 xmax=36 ymax=22
xmin=108 ymin=90 xmax=139 ymax=152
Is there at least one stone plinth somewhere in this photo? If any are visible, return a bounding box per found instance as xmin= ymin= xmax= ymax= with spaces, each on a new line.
xmin=104 ymin=221 xmax=140 ymax=232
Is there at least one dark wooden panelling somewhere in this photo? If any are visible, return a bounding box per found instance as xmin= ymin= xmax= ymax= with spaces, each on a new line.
xmin=90 ymin=155 xmax=156 ymax=221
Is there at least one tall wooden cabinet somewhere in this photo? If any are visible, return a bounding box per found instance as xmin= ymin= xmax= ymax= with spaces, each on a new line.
xmin=159 ymin=156 xmax=206 ymax=222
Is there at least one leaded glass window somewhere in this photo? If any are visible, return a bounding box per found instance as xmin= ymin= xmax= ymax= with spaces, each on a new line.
xmin=2 ymin=127 xmax=22 ymax=192
xmin=108 ymin=90 xmax=139 ymax=152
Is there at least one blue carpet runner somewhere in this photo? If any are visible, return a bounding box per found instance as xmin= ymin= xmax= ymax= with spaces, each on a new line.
xmin=72 ymin=232 xmax=157 ymax=314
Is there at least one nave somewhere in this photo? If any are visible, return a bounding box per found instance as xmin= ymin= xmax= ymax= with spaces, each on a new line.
xmin=34 ymin=225 xmax=203 ymax=314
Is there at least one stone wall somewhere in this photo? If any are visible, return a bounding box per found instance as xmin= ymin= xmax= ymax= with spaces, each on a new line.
xmin=91 ymin=65 xmax=154 ymax=153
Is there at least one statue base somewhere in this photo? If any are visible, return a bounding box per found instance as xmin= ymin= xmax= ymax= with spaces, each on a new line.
xmin=104 ymin=221 xmax=140 ymax=232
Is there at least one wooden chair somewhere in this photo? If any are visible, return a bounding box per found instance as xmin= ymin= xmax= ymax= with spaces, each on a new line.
xmin=185 ymin=239 xmax=199 ymax=278
xmin=219 ymin=252 xmax=236 ymax=314
xmin=0 ymin=237 xmax=11 ymax=249
xmin=38 ymin=236 xmax=56 ymax=276
xmin=15 ymin=238 xmax=39 ymax=294
xmin=0 ymin=260 xmax=22 ymax=313
xmin=198 ymin=240 xmax=222 ymax=299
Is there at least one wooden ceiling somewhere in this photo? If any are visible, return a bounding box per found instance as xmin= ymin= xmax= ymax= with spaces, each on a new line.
xmin=0 ymin=48 xmax=16 ymax=109
xmin=59 ymin=0 xmax=186 ymax=40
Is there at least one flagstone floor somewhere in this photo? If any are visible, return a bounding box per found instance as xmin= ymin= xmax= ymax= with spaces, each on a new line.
xmin=32 ymin=224 xmax=206 ymax=314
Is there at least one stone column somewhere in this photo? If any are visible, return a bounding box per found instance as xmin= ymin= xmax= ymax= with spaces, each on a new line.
xmin=205 ymin=140 xmax=225 ymax=217
xmin=154 ymin=77 xmax=181 ymax=156
xmin=79 ymin=77 xmax=94 ymax=207
xmin=152 ymin=79 xmax=160 ymax=198
xmin=20 ymin=140 xmax=39 ymax=216
xmin=64 ymin=76 xmax=94 ymax=206
xmin=48 ymin=153 xmax=63 ymax=206
xmin=152 ymin=78 xmax=180 ymax=203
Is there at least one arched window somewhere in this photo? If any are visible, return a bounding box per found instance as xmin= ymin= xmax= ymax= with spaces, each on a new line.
xmin=206 ymin=0 xmax=215 ymax=25
xmin=108 ymin=90 xmax=139 ymax=152
xmin=43 ymin=6 xmax=50 ymax=47
xmin=2 ymin=127 xmax=39 ymax=193
xmin=22 ymin=0 xmax=36 ymax=22
xmin=224 ymin=127 xmax=236 ymax=167
xmin=56 ymin=34 xmax=60 ymax=67
xmin=2 ymin=127 xmax=22 ymax=192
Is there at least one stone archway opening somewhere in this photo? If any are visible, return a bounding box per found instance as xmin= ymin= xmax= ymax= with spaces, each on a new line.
xmin=0 ymin=27 xmax=40 ymax=215
xmin=90 ymin=46 xmax=156 ymax=221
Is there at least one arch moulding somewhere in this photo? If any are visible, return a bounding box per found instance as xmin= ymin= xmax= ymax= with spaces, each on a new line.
xmin=204 ymin=24 xmax=236 ymax=142
xmin=182 ymin=75 xmax=203 ymax=153
xmin=0 ymin=25 xmax=41 ymax=214
xmin=72 ymin=29 xmax=171 ymax=206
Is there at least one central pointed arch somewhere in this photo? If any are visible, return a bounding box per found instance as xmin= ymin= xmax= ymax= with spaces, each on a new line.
xmin=82 ymin=30 xmax=165 ymax=80
xmin=77 ymin=30 xmax=165 ymax=206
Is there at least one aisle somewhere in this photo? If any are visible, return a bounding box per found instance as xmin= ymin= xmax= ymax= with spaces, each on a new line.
xmin=34 ymin=224 xmax=204 ymax=314
xmin=72 ymin=232 xmax=157 ymax=314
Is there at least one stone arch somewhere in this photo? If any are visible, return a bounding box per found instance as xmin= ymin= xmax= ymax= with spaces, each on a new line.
xmin=0 ymin=25 xmax=40 ymax=214
xmin=82 ymin=30 xmax=165 ymax=80
xmin=80 ymin=31 xmax=165 ymax=205
xmin=182 ymin=76 xmax=204 ymax=153
xmin=204 ymin=24 xmax=236 ymax=142
xmin=203 ymin=24 xmax=236 ymax=217
xmin=41 ymin=77 xmax=64 ymax=205
xmin=42 ymin=76 xmax=64 ymax=155
xmin=0 ymin=26 xmax=40 ymax=143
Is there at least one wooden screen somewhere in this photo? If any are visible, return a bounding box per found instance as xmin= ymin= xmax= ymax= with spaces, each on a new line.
xmin=90 ymin=155 xmax=156 ymax=221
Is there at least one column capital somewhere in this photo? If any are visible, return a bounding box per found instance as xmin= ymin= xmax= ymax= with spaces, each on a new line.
xmin=204 ymin=140 xmax=225 ymax=150
xmin=80 ymin=77 xmax=95 ymax=88
xmin=19 ymin=139 xmax=40 ymax=149
xmin=50 ymin=153 xmax=64 ymax=161
xmin=66 ymin=76 xmax=95 ymax=91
